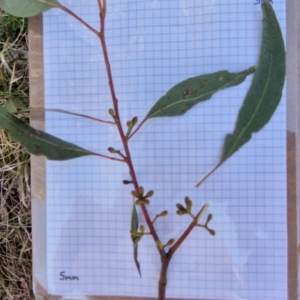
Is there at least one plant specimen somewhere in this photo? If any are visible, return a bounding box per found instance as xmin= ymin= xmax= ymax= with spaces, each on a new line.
xmin=0 ymin=1 xmax=285 ymax=299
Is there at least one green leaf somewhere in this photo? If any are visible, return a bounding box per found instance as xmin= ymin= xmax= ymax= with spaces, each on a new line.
xmin=0 ymin=106 xmax=94 ymax=160
xmin=131 ymin=204 xmax=139 ymax=233
xmin=145 ymin=67 xmax=255 ymax=119
xmin=131 ymin=204 xmax=141 ymax=277
xmin=220 ymin=1 xmax=285 ymax=163
xmin=4 ymin=98 xmax=27 ymax=114
xmin=0 ymin=0 xmax=58 ymax=18
xmin=195 ymin=1 xmax=285 ymax=187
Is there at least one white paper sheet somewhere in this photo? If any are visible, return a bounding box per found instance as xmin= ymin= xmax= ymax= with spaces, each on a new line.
xmin=43 ymin=1 xmax=287 ymax=299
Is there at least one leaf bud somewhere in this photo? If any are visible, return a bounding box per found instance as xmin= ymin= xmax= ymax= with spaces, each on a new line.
xmin=135 ymin=199 xmax=150 ymax=205
xmin=145 ymin=190 xmax=154 ymax=198
xmin=126 ymin=120 xmax=132 ymax=128
xmin=206 ymin=214 xmax=213 ymax=224
xmin=164 ymin=238 xmax=175 ymax=247
xmin=184 ymin=196 xmax=193 ymax=213
xmin=176 ymin=203 xmax=185 ymax=211
xmin=108 ymin=108 xmax=115 ymax=116
xmin=156 ymin=240 xmax=164 ymax=250
xmin=132 ymin=116 xmax=138 ymax=126
xmin=159 ymin=210 xmax=168 ymax=217
xmin=184 ymin=196 xmax=192 ymax=206
xmin=123 ymin=180 xmax=133 ymax=185
xmin=139 ymin=225 xmax=145 ymax=234
xmin=207 ymin=228 xmax=216 ymax=236
xmin=138 ymin=186 xmax=144 ymax=196
xmin=108 ymin=147 xmax=118 ymax=153
xmin=176 ymin=209 xmax=186 ymax=216
xmin=131 ymin=191 xmax=138 ymax=198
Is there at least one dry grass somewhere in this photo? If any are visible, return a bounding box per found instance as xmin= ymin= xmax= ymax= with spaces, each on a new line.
xmin=0 ymin=12 xmax=33 ymax=300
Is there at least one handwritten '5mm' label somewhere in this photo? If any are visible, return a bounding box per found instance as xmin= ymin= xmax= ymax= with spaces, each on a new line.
xmin=59 ymin=271 xmax=79 ymax=281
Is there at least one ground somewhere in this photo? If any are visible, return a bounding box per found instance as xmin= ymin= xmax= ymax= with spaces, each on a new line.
xmin=0 ymin=12 xmax=33 ymax=300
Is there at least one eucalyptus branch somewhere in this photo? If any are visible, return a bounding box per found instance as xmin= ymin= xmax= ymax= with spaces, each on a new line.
xmin=156 ymin=202 xmax=209 ymax=300
xmin=0 ymin=1 xmax=285 ymax=299
xmin=97 ymin=3 xmax=164 ymax=258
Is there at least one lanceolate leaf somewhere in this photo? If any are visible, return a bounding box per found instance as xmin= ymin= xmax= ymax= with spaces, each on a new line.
xmin=145 ymin=67 xmax=255 ymax=120
xmin=196 ymin=1 xmax=285 ymax=187
xmin=0 ymin=0 xmax=58 ymax=18
xmin=220 ymin=2 xmax=285 ymax=163
xmin=0 ymin=106 xmax=94 ymax=160
xmin=131 ymin=204 xmax=141 ymax=277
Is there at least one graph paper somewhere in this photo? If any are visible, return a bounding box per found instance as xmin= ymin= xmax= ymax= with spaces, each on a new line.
xmin=43 ymin=0 xmax=287 ymax=299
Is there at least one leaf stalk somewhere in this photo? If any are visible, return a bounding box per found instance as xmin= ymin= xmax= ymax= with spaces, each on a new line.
xmin=38 ymin=0 xmax=100 ymax=36
xmin=128 ymin=118 xmax=147 ymax=140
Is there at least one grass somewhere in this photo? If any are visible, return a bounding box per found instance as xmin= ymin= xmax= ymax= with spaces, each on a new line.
xmin=0 ymin=11 xmax=33 ymax=300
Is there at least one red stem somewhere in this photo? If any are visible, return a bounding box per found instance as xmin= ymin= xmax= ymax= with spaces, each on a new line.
xmin=98 ymin=7 xmax=164 ymax=259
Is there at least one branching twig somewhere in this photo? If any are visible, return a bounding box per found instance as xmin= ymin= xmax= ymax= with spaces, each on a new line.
xmin=97 ymin=2 xmax=164 ymax=259
xmin=169 ymin=203 xmax=209 ymax=254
